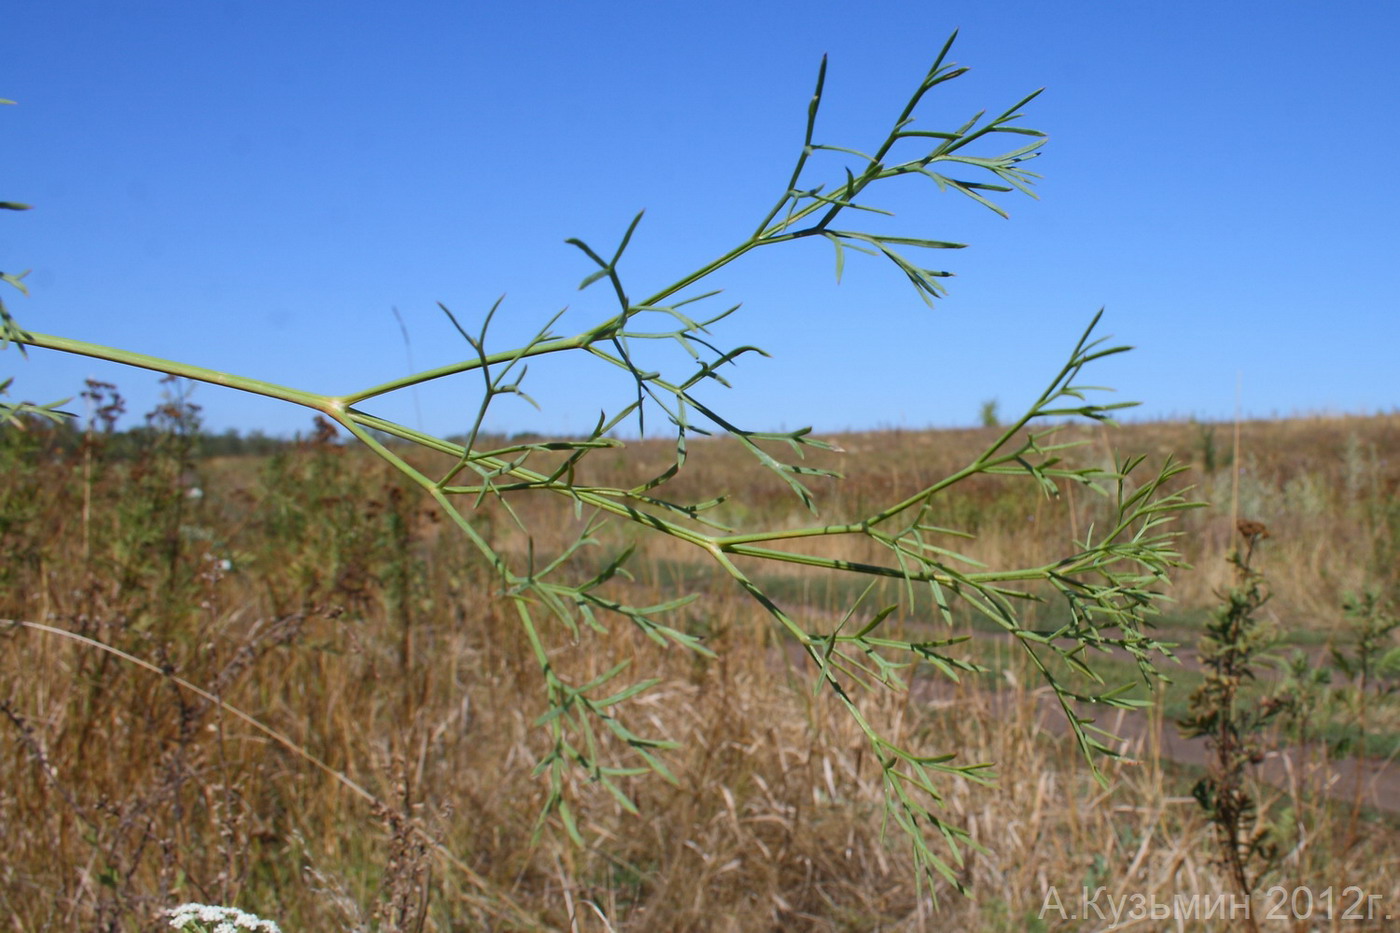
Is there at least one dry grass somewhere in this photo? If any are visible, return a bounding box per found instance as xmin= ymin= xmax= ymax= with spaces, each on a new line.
xmin=2 ymin=411 xmax=1398 ymax=930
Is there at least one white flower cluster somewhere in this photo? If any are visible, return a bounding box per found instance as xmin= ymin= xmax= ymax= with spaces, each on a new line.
xmin=165 ymin=903 xmax=283 ymax=933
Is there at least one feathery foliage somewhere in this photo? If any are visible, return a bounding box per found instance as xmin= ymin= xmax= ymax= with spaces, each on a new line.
xmin=5 ymin=34 xmax=1198 ymax=891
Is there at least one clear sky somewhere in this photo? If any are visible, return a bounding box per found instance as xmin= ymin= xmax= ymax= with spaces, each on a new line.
xmin=5 ymin=1 xmax=1398 ymax=439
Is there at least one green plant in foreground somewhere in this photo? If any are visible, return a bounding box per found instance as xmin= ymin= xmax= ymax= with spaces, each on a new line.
xmin=1 ymin=98 xmax=68 ymax=430
xmin=1331 ymin=588 xmax=1400 ymax=850
xmin=1179 ymin=520 xmax=1283 ymax=928
xmin=6 ymin=33 xmax=1198 ymax=894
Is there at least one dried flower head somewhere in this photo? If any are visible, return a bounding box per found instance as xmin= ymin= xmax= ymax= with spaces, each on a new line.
xmin=1236 ymin=519 xmax=1270 ymax=540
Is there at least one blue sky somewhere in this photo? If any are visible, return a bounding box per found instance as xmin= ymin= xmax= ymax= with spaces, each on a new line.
xmin=5 ymin=1 xmax=1397 ymax=439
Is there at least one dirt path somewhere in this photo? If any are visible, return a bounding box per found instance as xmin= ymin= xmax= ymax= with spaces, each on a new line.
xmin=778 ymin=638 xmax=1400 ymax=817
xmin=941 ymin=676 xmax=1400 ymax=818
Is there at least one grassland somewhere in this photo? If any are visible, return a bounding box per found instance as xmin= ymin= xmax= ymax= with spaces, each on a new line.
xmin=2 ymin=405 xmax=1398 ymax=930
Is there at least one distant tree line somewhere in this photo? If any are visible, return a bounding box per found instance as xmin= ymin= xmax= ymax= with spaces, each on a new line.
xmin=0 ymin=413 xmax=299 ymax=458
xmin=0 ymin=377 xmax=332 ymax=459
xmin=1 ymin=376 xmax=558 ymax=460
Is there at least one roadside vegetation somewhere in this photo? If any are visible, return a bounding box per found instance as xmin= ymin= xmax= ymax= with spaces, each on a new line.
xmin=4 ymin=35 xmax=1398 ymax=932
xmin=3 ymin=403 xmax=1397 ymax=930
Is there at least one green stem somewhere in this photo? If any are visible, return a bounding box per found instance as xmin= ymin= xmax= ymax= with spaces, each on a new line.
xmin=20 ymin=331 xmax=329 ymax=411
xmin=342 ymin=331 xmax=590 ymax=404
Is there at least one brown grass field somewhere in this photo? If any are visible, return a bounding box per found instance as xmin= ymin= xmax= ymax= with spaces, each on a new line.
xmin=2 ymin=408 xmax=1398 ymax=930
